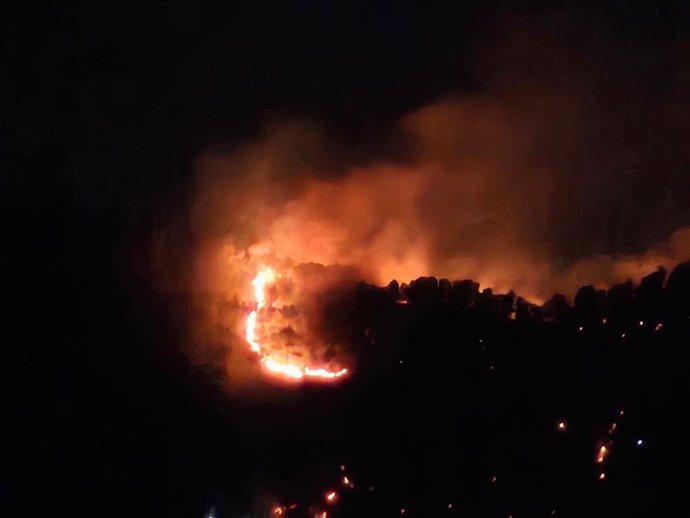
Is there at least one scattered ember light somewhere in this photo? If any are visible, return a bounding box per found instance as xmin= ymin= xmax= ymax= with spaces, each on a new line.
xmin=639 ymin=320 xmax=644 ymax=326
xmin=367 ymin=486 xmax=375 ymax=492
xmin=599 ymin=472 xmax=606 ymax=480
xmin=340 ymin=465 xmax=346 ymax=471
xmin=272 ymin=506 xmax=284 ymax=515
xmin=325 ymin=490 xmax=337 ymax=504
xmin=245 ymin=268 xmax=348 ymax=382
xmin=609 ymin=422 xmax=617 ymax=434
xmin=578 ymin=325 xmax=583 ymax=332
xmin=400 ymin=508 xmax=406 ymax=514
xmin=655 ymin=322 xmax=663 ymax=331
xmin=448 ymin=503 xmax=453 ymax=509
xmin=619 ymin=410 xmax=625 ymax=416
xmin=602 ymin=318 xmax=607 ymax=324
xmin=491 ymin=475 xmax=497 ymax=483
xmin=557 ymin=421 xmax=567 ymax=431
xmin=621 ymin=333 xmax=626 ymax=338
xmin=637 ymin=439 xmax=644 ymax=446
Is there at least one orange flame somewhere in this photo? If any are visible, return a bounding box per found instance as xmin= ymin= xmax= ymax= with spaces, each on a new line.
xmin=245 ymin=267 xmax=349 ymax=381
xmin=596 ymin=445 xmax=608 ymax=464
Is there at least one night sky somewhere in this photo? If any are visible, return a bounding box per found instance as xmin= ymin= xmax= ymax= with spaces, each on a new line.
xmin=4 ymin=2 xmax=690 ymax=518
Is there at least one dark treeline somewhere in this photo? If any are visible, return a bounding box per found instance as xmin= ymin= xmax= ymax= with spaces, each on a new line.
xmin=371 ymin=262 xmax=690 ymax=325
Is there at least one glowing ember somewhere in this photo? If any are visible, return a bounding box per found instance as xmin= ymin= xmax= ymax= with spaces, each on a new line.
xmin=557 ymin=421 xmax=567 ymax=431
xmin=325 ymin=490 xmax=338 ymax=504
xmin=596 ymin=445 xmax=608 ymax=464
xmin=245 ymin=267 xmax=349 ymax=382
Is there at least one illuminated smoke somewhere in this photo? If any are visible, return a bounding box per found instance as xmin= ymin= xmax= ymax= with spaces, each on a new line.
xmin=191 ymin=105 xmax=690 ymax=304
xmin=180 ymin=6 xmax=690 ymax=375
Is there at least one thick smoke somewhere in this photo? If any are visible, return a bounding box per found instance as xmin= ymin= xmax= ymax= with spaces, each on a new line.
xmin=183 ymin=4 xmax=690 ymax=373
xmin=190 ymin=98 xmax=690 ymax=304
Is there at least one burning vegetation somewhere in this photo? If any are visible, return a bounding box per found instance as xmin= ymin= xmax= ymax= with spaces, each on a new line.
xmin=245 ymin=266 xmax=348 ymax=382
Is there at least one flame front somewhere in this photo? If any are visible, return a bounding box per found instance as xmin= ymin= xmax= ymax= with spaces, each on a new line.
xmin=245 ymin=267 xmax=349 ymax=382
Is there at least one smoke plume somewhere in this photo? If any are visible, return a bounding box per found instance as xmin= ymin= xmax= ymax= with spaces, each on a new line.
xmin=190 ymin=98 xmax=690 ymax=304
xmin=180 ymin=4 xmax=690 ymax=373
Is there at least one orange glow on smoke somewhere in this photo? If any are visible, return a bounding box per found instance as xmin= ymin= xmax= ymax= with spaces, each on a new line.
xmin=245 ymin=267 xmax=348 ymax=382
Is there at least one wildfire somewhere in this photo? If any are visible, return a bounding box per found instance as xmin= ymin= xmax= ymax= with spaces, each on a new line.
xmin=245 ymin=267 xmax=349 ymax=382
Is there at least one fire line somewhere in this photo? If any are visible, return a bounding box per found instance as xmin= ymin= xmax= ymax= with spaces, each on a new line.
xmin=245 ymin=267 xmax=349 ymax=382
